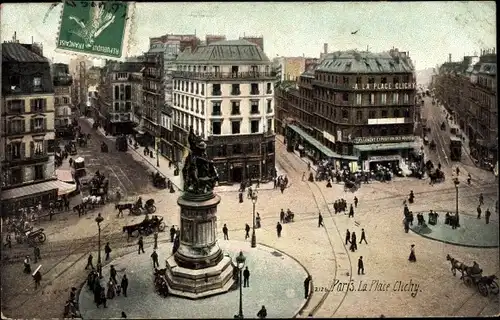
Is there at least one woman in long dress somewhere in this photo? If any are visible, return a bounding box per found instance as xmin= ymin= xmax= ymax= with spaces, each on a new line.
xmin=409 ymin=244 xmax=416 ymax=262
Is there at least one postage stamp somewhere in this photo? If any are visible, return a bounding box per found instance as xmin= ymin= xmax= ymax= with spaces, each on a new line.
xmin=55 ymin=0 xmax=134 ymax=60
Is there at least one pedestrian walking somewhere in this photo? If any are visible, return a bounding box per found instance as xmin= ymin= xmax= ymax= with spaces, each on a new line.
xmin=121 ymin=311 xmax=127 ymax=318
xmin=345 ymin=229 xmax=351 ymax=245
xmin=170 ymin=225 xmax=176 ymax=242
xmin=243 ymin=266 xmax=250 ymax=287
xmin=354 ymin=196 xmax=358 ymax=208
xmin=100 ymin=287 xmax=107 ymax=308
xmin=350 ymin=232 xmax=357 ymax=252
xmin=4 ymin=234 xmax=12 ymax=249
xmin=404 ymin=218 xmax=410 ymax=233
xmin=409 ymin=244 xmax=416 ymax=262
xmin=302 ymin=172 xmax=306 ymax=181
xmin=467 ymin=173 xmax=471 ymax=185
xmin=276 ymin=222 xmax=283 ymax=237
xmin=110 ymin=265 xmax=117 ymax=284
xmin=348 ymin=204 xmax=354 ymax=218
xmin=456 ymin=167 xmax=460 ymax=176
xmin=239 ymin=192 xmax=244 ymax=203
xmin=477 ymin=205 xmax=482 ymax=219
xmin=121 ymin=274 xmax=128 ymax=297
xmin=245 ymin=224 xmax=250 ymax=240
xmin=86 ymin=254 xmax=94 ymax=270
xmin=280 ymin=209 xmax=285 ymax=223
xmin=105 ymin=242 xmax=112 ymax=260
xmin=151 ymin=250 xmax=159 ymax=268
xmin=257 ymin=305 xmax=267 ymax=319
xmin=307 ymin=162 xmax=311 ymax=171
xmin=153 ymin=232 xmax=158 ymax=250
xmin=304 ymin=275 xmax=312 ymax=299
xmin=318 ymin=213 xmax=324 ymax=227
xmin=359 ymin=229 xmax=368 ymax=244
xmin=33 ymin=269 xmax=42 ymax=290
xmin=223 ymin=224 xmax=229 ymax=240
xmin=485 ymin=209 xmax=491 ymax=224
xmin=23 ymin=255 xmax=31 ymax=274
xmin=358 ymin=256 xmax=364 ymax=275
xmin=137 ymin=236 xmax=145 ymax=254
xmin=33 ymin=246 xmax=41 ymax=263
xmin=479 ymin=193 xmax=484 ymax=206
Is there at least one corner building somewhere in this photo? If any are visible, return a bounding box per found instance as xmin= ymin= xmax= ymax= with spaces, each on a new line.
xmin=172 ymin=39 xmax=276 ymax=184
xmin=282 ymin=49 xmax=418 ymax=171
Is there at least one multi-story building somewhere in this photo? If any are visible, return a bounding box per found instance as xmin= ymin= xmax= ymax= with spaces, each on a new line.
xmin=97 ymin=62 xmax=143 ymax=135
xmin=274 ymin=56 xmax=321 ymax=82
xmin=52 ymin=63 xmax=74 ymax=138
xmin=87 ymin=66 xmax=101 ymax=86
xmin=277 ymin=49 xmax=418 ymax=171
xmin=172 ymin=39 xmax=277 ymax=184
xmin=69 ymin=57 xmax=91 ymax=113
xmin=142 ymin=34 xmax=200 ymax=159
xmin=433 ymin=50 xmax=497 ymax=163
xmin=1 ymin=42 xmax=59 ymax=211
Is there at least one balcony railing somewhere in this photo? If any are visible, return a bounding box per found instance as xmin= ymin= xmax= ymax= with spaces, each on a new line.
xmin=250 ymin=90 xmax=260 ymax=95
xmin=212 ymin=91 xmax=222 ymax=96
xmin=250 ymin=108 xmax=260 ymax=114
xmin=30 ymin=124 xmax=47 ymax=133
xmin=231 ymin=89 xmax=241 ymax=96
xmin=172 ymin=71 xmax=277 ymax=80
xmin=211 ymin=111 xmax=222 ymax=116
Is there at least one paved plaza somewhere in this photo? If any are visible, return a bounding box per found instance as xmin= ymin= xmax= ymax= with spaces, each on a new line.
xmin=79 ymin=240 xmax=308 ymax=319
xmin=411 ymin=212 xmax=499 ymax=248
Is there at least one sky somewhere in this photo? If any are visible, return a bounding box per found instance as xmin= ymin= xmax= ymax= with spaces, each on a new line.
xmin=1 ymin=1 xmax=496 ymax=70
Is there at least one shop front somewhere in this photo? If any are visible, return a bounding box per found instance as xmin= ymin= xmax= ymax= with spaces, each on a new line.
xmin=285 ymin=124 xmax=359 ymax=170
xmin=354 ymin=141 xmax=417 ymax=172
xmin=0 ymin=181 xmax=60 ymax=216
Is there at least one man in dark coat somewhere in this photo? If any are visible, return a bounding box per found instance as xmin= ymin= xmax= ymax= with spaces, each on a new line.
xmin=223 ymin=224 xmax=229 ymax=240
xmin=350 ymin=232 xmax=357 ymax=252
xmin=485 ymin=209 xmax=491 ymax=224
xmin=477 ymin=205 xmax=482 ymax=219
xmin=276 ymin=222 xmax=282 ymax=237
xmin=359 ymin=229 xmax=368 ymax=244
xmin=170 ymin=225 xmax=176 ymax=242
xmin=345 ymin=229 xmax=351 ymax=245
xmin=354 ymin=196 xmax=358 ymax=208
xmin=239 ymin=192 xmax=244 ymax=203
xmin=33 ymin=246 xmax=41 ymax=263
xmin=105 ymin=242 xmax=112 ymax=260
xmin=318 ymin=213 xmax=324 ymax=227
xmin=110 ymin=265 xmax=118 ymax=284
xmin=304 ymin=275 xmax=312 ymax=299
xmin=137 ymin=236 xmax=145 ymax=254
xmin=404 ymin=218 xmax=410 ymax=233
xmin=257 ymin=305 xmax=267 ymax=319
xmin=33 ymin=270 xmax=42 ymax=290
xmin=358 ymin=256 xmax=364 ymax=275
xmin=86 ymin=253 xmax=94 ymax=270
xmin=245 ymin=224 xmax=251 ymax=240
xmin=121 ymin=275 xmax=128 ymax=297
xmin=348 ymin=204 xmax=354 ymax=218
xmin=151 ymin=250 xmax=159 ymax=268
xmin=243 ymin=266 xmax=250 ymax=287
xmin=280 ymin=209 xmax=285 ymax=223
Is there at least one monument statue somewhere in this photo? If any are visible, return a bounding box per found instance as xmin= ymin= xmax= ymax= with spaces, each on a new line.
xmin=182 ymin=127 xmax=219 ymax=195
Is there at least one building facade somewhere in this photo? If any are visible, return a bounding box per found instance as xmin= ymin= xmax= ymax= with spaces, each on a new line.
xmin=1 ymin=42 xmax=59 ymax=212
xmin=277 ymin=49 xmax=418 ymax=171
xmin=433 ymin=51 xmax=497 ymax=164
xmin=172 ymin=39 xmax=277 ymax=184
xmin=102 ymin=62 xmax=143 ymax=135
xmin=52 ymin=63 xmax=74 ymax=138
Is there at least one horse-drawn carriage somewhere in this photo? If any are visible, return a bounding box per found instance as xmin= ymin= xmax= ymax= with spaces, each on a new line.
xmin=122 ymin=215 xmax=166 ymax=239
xmin=429 ymin=168 xmax=445 ymax=183
xmin=423 ymin=136 xmax=430 ymax=145
xmin=15 ymin=228 xmax=47 ymax=246
xmin=151 ymin=172 xmax=167 ymax=189
xmin=67 ymin=141 xmax=77 ymax=156
xmin=115 ymin=198 xmax=156 ymax=216
xmin=344 ymin=180 xmax=358 ymax=192
xmin=429 ymin=140 xmax=436 ymax=150
xmin=441 ymin=122 xmax=446 ymax=131
xmin=446 ymin=255 xmax=499 ymax=297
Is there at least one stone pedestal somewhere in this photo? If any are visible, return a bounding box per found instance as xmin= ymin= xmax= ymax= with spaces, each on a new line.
xmin=164 ymin=192 xmax=235 ymax=299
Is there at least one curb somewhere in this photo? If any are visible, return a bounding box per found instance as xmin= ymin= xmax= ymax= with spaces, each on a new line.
xmin=257 ymin=243 xmax=312 ymax=318
xmin=409 ymin=211 xmax=499 ymax=249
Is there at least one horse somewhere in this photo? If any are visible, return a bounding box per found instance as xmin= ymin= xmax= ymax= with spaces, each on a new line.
xmin=115 ymin=203 xmax=133 ymax=216
xmin=122 ymin=224 xmax=141 ymax=240
xmin=446 ymin=254 xmax=468 ymax=279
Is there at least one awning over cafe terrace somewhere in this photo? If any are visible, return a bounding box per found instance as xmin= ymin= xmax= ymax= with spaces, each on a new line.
xmin=0 ymin=180 xmax=77 ymax=201
xmin=287 ymin=124 xmax=358 ymax=161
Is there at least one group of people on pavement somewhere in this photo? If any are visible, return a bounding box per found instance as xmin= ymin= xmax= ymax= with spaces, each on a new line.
xmin=476 ymin=193 xmax=492 ymax=224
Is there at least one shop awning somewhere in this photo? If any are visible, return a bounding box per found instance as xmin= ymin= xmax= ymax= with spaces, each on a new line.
xmin=1 ymin=179 xmax=77 ymax=200
xmin=56 ymin=169 xmax=74 ymax=183
xmin=288 ymin=124 xmax=359 ymax=161
xmin=354 ymin=142 xmax=417 ymax=152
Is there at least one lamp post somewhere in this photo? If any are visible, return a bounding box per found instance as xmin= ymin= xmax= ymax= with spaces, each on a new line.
xmin=95 ymin=213 xmax=104 ymax=278
xmin=234 ymin=251 xmax=246 ymax=319
xmin=454 ymin=178 xmax=460 ymax=226
xmin=251 ymin=192 xmax=258 ymax=248
xmin=156 ymin=137 xmax=160 ymax=167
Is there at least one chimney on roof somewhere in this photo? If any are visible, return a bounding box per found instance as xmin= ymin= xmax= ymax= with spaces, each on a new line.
xmin=324 ymin=43 xmax=328 ymax=54
xmin=448 ymin=53 xmax=452 ymax=62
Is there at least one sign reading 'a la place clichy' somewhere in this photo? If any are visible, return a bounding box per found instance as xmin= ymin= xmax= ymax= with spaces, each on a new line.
xmin=353 ymin=83 xmax=417 ymax=90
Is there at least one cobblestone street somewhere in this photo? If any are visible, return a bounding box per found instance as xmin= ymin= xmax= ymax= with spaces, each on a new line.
xmin=1 ymin=134 xmax=498 ymax=318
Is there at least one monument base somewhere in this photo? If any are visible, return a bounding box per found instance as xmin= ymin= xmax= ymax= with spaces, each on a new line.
xmin=164 ymin=254 xmax=235 ymax=299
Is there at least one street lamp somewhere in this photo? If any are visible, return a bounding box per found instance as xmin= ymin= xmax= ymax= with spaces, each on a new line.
xmin=251 ymin=192 xmax=258 ymax=248
xmin=234 ymin=251 xmax=246 ymax=319
xmin=454 ymin=178 xmax=460 ymax=226
xmin=156 ymin=138 xmax=160 ymax=167
xmin=95 ymin=213 xmax=104 ymax=278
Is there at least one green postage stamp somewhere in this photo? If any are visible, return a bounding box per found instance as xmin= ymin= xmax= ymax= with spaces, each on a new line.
xmin=56 ymin=1 xmax=134 ymax=60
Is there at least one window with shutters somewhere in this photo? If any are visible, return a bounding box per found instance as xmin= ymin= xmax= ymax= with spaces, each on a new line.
xmin=7 ymin=100 xmax=24 ymax=114
xmin=9 ymin=142 xmax=24 ymax=160
xmin=114 ymin=102 xmax=120 ymax=112
xmin=33 ymin=77 xmax=42 ymax=91
xmin=34 ymin=165 xmax=44 ymax=180
xmin=31 ymin=140 xmax=45 ymax=156
xmin=125 ymin=85 xmax=132 ymax=100
xmin=31 ymin=118 xmax=45 ymax=132
xmin=114 ymin=86 xmax=120 ymax=100
xmin=55 ymin=97 xmax=60 ymax=106
xmin=30 ymin=99 xmax=46 ymax=113
xmin=9 ymin=119 xmax=25 ymax=134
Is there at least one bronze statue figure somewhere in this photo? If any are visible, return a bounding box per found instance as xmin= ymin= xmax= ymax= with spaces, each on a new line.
xmin=182 ymin=127 xmax=219 ymax=194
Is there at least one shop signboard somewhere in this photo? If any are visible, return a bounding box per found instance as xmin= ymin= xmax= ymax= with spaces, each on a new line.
xmin=353 ymin=135 xmax=415 ymax=144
